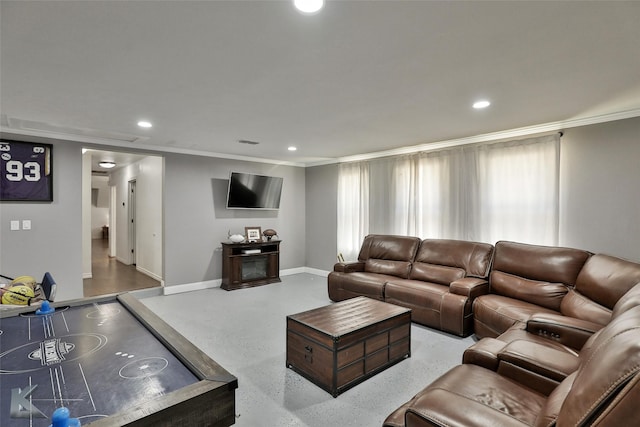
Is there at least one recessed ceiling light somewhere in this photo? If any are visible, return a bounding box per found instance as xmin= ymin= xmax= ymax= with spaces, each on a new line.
xmin=137 ymin=120 xmax=153 ymax=128
xmin=99 ymin=161 xmax=116 ymax=169
xmin=288 ymin=146 xmax=297 ymax=151
xmin=294 ymin=0 xmax=324 ymax=14
xmin=473 ymin=100 xmax=491 ymax=109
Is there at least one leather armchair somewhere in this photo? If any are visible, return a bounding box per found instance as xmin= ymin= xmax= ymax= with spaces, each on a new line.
xmin=384 ymin=305 xmax=640 ymax=427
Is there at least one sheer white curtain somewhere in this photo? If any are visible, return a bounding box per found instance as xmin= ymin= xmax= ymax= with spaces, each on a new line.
xmin=337 ymin=161 xmax=369 ymax=261
xmin=474 ymin=134 xmax=560 ymax=245
xmin=336 ymin=133 xmax=560 ymax=255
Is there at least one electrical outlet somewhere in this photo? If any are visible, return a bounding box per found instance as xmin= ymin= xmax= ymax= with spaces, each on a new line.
xmin=11 ymin=220 xmax=20 ymax=231
xmin=22 ymin=220 xmax=32 ymax=230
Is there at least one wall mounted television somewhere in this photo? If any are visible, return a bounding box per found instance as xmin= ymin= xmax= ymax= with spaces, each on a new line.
xmin=226 ymin=171 xmax=283 ymax=210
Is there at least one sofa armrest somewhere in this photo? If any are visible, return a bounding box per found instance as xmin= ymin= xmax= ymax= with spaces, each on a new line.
xmin=462 ymin=337 xmax=505 ymax=370
xmin=333 ymin=261 xmax=365 ymax=273
xmin=449 ymin=277 xmax=489 ymax=299
xmin=496 ymin=339 xmax=580 ymax=395
xmin=498 ymin=340 xmax=580 ymax=381
xmin=525 ymin=313 xmax=602 ymax=351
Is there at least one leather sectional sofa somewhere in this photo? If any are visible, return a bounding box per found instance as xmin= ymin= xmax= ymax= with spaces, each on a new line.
xmin=325 ymin=234 xmax=640 ymax=426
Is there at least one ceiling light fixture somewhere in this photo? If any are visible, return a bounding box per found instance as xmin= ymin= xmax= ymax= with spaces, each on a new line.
xmin=294 ymin=0 xmax=324 ymax=14
xmin=137 ymin=120 xmax=153 ymax=128
xmin=288 ymin=146 xmax=297 ymax=151
xmin=99 ymin=161 xmax=116 ymax=169
xmin=473 ymin=100 xmax=491 ymax=109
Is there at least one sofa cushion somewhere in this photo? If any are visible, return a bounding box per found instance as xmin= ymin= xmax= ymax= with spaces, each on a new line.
xmin=490 ymin=271 xmax=568 ymax=311
xmin=413 ymin=239 xmax=494 ymax=278
xmin=327 ymin=271 xmax=393 ymax=301
xmin=473 ymin=294 xmax=558 ymax=338
xmin=358 ymin=235 xmax=421 ymax=279
xmin=560 ymin=289 xmax=611 ymax=326
xmin=573 ymin=253 xmax=640 ymax=310
xmin=357 ymin=234 xmax=421 ymax=262
xmin=383 ymin=364 xmax=546 ymax=427
xmin=364 ymin=258 xmax=413 ymax=278
xmin=612 ymin=282 xmax=640 ymax=319
xmin=385 ymin=279 xmax=449 ymax=312
xmin=492 ymin=241 xmax=590 ymax=287
xmin=408 ymin=262 xmax=465 ymax=285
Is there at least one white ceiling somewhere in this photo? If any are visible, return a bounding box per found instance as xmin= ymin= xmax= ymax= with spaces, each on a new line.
xmin=1 ymin=1 xmax=639 ymax=166
xmin=85 ymin=149 xmax=151 ymax=174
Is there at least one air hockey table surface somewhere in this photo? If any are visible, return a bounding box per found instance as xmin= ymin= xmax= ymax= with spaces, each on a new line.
xmin=0 ymin=293 xmax=237 ymax=426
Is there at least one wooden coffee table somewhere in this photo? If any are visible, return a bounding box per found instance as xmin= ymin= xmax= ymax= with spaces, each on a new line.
xmin=286 ymin=296 xmax=411 ymax=397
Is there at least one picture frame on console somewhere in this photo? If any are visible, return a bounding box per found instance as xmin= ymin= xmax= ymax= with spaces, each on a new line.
xmin=245 ymin=226 xmax=262 ymax=242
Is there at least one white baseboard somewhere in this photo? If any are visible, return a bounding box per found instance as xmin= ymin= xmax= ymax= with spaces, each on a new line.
xmin=116 ymin=256 xmax=130 ymax=265
xmin=163 ymin=279 xmax=221 ymax=296
xmin=161 ymin=268 xmax=329 ymax=296
xmin=281 ymin=267 xmax=330 ymax=277
xmin=302 ymin=267 xmax=330 ymax=277
xmin=280 ymin=267 xmax=307 ymax=276
xmin=136 ymin=266 xmax=162 ymax=282
xmin=82 ymin=273 xmax=92 ymax=279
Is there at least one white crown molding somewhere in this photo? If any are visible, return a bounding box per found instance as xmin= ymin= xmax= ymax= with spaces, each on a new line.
xmin=307 ymin=108 xmax=640 ymax=166
xmin=0 ymin=126 xmax=307 ymax=168
xmin=3 ymin=108 xmax=639 ymax=168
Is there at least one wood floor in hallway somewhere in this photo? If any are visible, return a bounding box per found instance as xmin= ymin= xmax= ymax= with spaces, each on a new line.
xmin=83 ymin=238 xmax=161 ymax=297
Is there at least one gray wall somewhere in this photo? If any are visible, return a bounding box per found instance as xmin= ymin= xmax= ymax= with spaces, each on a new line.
xmin=559 ymin=116 xmax=640 ymax=261
xmin=0 ymin=138 xmax=83 ymax=301
xmin=163 ymin=153 xmax=306 ymax=288
xmin=303 ymin=116 xmax=640 ymax=266
xmin=305 ymin=164 xmax=338 ymax=271
xmin=1 ymin=115 xmax=638 ymax=302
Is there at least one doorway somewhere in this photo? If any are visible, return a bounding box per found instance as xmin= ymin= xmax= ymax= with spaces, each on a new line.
xmin=82 ymin=150 xmax=163 ymax=297
xmin=128 ymin=179 xmax=137 ymax=265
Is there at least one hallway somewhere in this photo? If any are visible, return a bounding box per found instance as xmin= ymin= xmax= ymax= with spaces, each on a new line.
xmin=83 ymin=239 xmax=161 ymax=297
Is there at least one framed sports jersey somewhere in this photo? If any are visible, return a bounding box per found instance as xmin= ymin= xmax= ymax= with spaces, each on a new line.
xmin=0 ymin=140 xmax=53 ymax=202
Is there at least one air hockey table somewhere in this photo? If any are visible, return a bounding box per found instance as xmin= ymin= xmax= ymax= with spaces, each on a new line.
xmin=0 ymin=293 xmax=237 ymax=426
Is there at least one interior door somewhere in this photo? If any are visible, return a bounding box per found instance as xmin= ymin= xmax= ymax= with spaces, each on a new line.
xmin=128 ymin=179 xmax=137 ymax=265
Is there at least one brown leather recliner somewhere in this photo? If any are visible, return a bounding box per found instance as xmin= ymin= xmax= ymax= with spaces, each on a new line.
xmin=383 ymin=304 xmax=640 ymax=427
xmin=383 ymin=239 xmax=494 ymax=336
xmin=463 ymin=254 xmax=640 ymax=389
xmin=328 ymin=235 xmax=494 ymax=336
xmin=462 ymin=281 xmax=640 ymax=395
xmin=328 ymin=235 xmax=422 ymax=301
xmin=473 ymin=241 xmax=591 ymax=338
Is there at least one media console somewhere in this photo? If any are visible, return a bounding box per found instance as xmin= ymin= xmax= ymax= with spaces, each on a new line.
xmin=221 ymin=241 xmax=281 ymax=291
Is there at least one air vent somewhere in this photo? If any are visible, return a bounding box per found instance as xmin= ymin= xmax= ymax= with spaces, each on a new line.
xmin=238 ymin=139 xmax=260 ymax=145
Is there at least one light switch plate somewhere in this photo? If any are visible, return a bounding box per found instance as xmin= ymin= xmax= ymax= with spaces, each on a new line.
xmin=11 ymin=220 xmax=20 ymax=230
xmin=22 ymin=220 xmax=32 ymax=230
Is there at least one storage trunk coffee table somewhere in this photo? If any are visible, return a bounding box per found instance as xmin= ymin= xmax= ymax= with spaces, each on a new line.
xmin=286 ymin=296 xmax=411 ymax=397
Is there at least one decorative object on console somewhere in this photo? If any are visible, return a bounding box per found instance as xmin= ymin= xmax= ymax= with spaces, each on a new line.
xmin=262 ymin=229 xmax=278 ymax=241
xmin=245 ymin=226 xmax=262 ymax=242
xmin=228 ymin=230 xmax=245 ymax=243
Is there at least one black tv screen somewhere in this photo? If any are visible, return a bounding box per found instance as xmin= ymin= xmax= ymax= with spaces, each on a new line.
xmin=226 ymin=172 xmax=283 ymax=209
